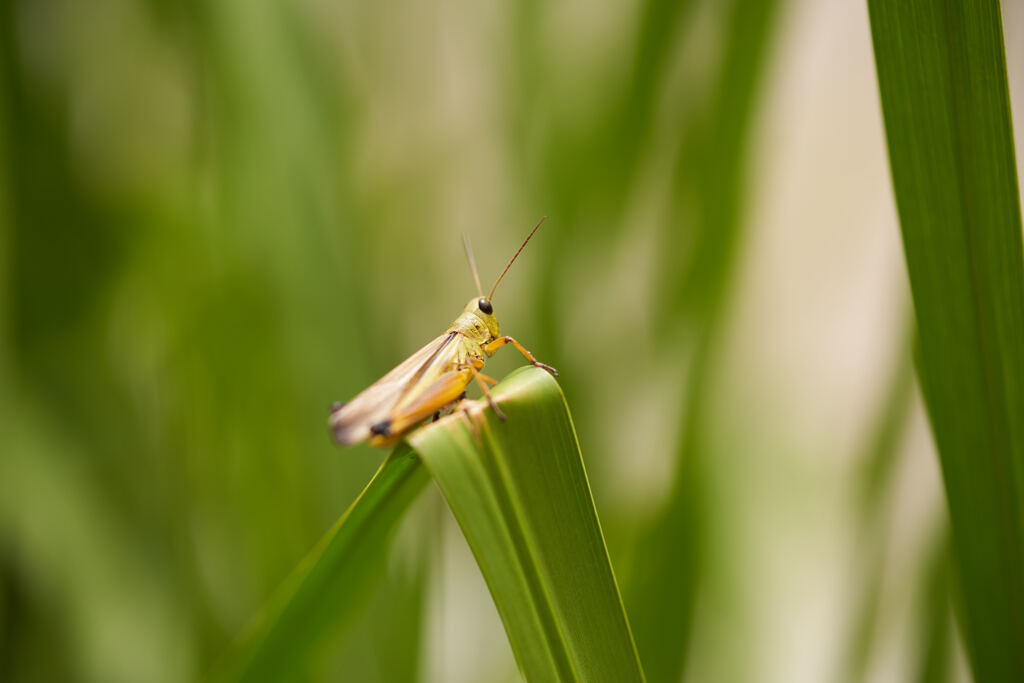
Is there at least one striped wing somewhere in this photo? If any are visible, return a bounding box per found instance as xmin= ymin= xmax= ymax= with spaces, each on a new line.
xmin=330 ymin=332 xmax=459 ymax=445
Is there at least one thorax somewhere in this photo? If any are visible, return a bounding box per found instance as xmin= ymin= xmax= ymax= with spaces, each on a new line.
xmin=448 ymin=312 xmax=494 ymax=346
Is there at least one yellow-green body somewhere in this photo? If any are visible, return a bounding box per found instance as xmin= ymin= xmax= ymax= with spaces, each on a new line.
xmin=380 ymin=299 xmax=501 ymax=434
xmin=329 ymin=297 xmax=552 ymax=448
xmin=330 ymin=220 xmax=554 ymax=448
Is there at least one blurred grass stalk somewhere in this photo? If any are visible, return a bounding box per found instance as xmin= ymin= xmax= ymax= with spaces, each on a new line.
xmin=211 ymin=446 xmax=429 ymax=682
xmin=835 ymin=326 xmax=962 ymax=683
xmin=868 ymin=0 xmax=1024 ymax=680
xmin=624 ymin=0 xmax=783 ymax=681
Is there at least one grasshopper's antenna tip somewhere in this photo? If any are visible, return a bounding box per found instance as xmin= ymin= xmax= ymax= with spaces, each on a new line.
xmin=488 ymin=216 xmax=547 ymax=300
xmin=463 ymin=233 xmax=483 ymax=298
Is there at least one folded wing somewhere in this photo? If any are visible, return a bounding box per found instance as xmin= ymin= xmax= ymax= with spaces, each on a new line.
xmin=329 ymin=332 xmax=458 ymax=445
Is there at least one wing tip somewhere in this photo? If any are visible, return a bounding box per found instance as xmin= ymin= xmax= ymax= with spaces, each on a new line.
xmin=329 ymin=412 xmax=370 ymax=446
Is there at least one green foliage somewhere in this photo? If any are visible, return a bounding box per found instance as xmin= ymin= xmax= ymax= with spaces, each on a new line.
xmin=216 ymin=368 xmax=644 ymax=681
xmin=624 ymin=1 xmax=783 ymax=680
xmin=5 ymin=0 xmax=1022 ymax=679
xmin=212 ymin=446 xmax=429 ymax=682
xmin=868 ymin=0 xmax=1024 ymax=679
xmin=410 ymin=367 xmax=645 ymax=682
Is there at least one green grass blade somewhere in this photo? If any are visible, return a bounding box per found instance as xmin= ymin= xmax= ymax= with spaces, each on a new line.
xmin=409 ymin=366 xmax=645 ymax=682
xmin=913 ymin=532 xmax=955 ymax=683
xmin=211 ymin=446 xmax=429 ymax=682
xmin=867 ymin=1 xmax=1024 ymax=679
xmin=626 ymin=2 xmax=783 ymax=680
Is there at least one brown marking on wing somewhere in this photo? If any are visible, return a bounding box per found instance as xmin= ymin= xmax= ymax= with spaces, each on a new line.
xmin=366 ymin=368 xmax=474 ymax=447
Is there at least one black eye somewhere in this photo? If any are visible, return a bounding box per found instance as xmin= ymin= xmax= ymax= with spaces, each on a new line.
xmin=478 ymin=298 xmax=493 ymax=315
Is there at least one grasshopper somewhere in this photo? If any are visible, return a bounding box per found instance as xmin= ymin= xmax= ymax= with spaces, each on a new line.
xmin=330 ymin=219 xmax=557 ymax=447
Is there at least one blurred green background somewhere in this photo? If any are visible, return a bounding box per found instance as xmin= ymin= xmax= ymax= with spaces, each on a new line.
xmin=4 ymin=0 xmax=1022 ymax=681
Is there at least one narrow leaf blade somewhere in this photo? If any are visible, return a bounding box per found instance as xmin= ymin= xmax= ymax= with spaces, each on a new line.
xmin=212 ymin=446 xmax=429 ymax=682
xmin=410 ymin=366 xmax=645 ymax=682
xmin=867 ymin=1 xmax=1024 ymax=679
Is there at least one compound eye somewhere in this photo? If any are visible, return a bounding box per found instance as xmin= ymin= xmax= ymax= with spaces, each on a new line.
xmin=478 ymin=298 xmax=493 ymax=315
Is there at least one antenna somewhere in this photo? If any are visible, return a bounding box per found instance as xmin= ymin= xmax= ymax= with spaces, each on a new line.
xmin=463 ymin=234 xmax=483 ymax=298
xmin=488 ymin=216 xmax=547 ymax=300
